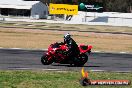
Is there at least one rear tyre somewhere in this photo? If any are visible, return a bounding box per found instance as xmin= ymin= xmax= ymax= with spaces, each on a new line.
xmin=41 ymin=54 xmax=53 ymax=65
xmin=74 ymin=54 xmax=88 ymax=66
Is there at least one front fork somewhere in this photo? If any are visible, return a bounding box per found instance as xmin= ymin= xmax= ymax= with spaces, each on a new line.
xmin=87 ymin=49 xmax=91 ymax=55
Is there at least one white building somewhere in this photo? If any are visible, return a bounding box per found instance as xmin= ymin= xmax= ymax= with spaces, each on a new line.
xmin=0 ymin=0 xmax=48 ymax=19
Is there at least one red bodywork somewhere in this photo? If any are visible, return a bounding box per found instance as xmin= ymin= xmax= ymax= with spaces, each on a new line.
xmin=79 ymin=44 xmax=92 ymax=54
xmin=43 ymin=43 xmax=92 ymax=63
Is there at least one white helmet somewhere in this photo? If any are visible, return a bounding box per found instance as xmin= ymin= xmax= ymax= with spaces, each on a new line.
xmin=64 ymin=33 xmax=71 ymax=39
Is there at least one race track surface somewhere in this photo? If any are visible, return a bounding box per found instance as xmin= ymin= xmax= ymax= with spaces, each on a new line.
xmin=0 ymin=49 xmax=132 ymax=72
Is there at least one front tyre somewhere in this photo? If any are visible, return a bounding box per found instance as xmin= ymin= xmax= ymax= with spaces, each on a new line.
xmin=74 ymin=54 xmax=88 ymax=66
xmin=41 ymin=54 xmax=53 ymax=65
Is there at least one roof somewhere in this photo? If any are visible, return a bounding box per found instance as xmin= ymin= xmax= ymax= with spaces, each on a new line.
xmin=0 ymin=0 xmax=40 ymax=9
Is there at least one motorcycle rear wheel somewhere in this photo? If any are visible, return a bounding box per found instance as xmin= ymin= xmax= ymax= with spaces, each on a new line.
xmin=74 ymin=54 xmax=88 ymax=66
xmin=41 ymin=54 xmax=53 ymax=65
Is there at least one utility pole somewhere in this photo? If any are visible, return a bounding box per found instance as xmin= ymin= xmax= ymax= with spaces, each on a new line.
xmin=130 ymin=6 xmax=132 ymax=13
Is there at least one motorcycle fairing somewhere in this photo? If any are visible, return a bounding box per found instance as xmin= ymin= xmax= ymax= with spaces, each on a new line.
xmin=79 ymin=44 xmax=92 ymax=53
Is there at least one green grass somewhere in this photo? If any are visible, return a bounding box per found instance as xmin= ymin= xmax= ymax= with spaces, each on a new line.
xmin=0 ymin=71 xmax=131 ymax=88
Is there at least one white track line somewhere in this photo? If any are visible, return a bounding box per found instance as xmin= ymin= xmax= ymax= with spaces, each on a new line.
xmin=120 ymin=52 xmax=127 ymax=54
xmin=12 ymin=68 xmax=132 ymax=72
xmin=42 ymin=69 xmax=61 ymax=71
xmin=13 ymin=68 xmax=31 ymax=70
xmin=93 ymin=51 xmax=101 ymax=53
xmin=90 ymin=70 xmax=105 ymax=72
xmin=13 ymin=67 xmax=61 ymax=71
xmin=11 ymin=48 xmax=23 ymax=49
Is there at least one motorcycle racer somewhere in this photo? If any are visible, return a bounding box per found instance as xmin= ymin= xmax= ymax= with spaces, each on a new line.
xmin=63 ymin=33 xmax=80 ymax=57
xmin=41 ymin=33 xmax=92 ymax=66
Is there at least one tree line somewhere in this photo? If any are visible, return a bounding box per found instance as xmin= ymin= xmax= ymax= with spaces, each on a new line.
xmin=103 ymin=0 xmax=132 ymax=12
xmin=30 ymin=0 xmax=132 ymax=13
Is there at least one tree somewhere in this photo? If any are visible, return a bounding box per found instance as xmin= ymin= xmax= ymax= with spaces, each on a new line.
xmin=105 ymin=0 xmax=130 ymax=12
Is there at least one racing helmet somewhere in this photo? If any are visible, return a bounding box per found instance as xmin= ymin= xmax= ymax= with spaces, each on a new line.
xmin=64 ymin=33 xmax=71 ymax=41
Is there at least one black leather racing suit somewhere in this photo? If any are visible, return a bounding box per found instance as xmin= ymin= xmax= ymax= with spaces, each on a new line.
xmin=64 ymin=38 xmax=80 ymax=57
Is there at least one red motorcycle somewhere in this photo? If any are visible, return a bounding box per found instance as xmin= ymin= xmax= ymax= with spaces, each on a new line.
xmin=41 ymin=42 xmax=92 ymax=66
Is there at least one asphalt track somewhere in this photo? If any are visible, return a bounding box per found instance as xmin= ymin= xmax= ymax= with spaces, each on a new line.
xmin=0 ymin=49 xmax=132 ymax=72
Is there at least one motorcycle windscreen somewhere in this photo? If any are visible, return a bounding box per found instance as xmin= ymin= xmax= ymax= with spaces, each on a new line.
xmin=51 ymin=43 xmax=61 ymax=48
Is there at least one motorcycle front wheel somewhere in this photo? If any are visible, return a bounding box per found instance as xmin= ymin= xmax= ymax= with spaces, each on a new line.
xmin=41 ymin=54 xmax=53 ymax=65
xmin=74 ymin=54 xmax=88 ymax=66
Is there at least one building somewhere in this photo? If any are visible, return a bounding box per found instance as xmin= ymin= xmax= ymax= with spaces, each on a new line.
xmin=0 ymin=0 xmax=48 ymax=19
